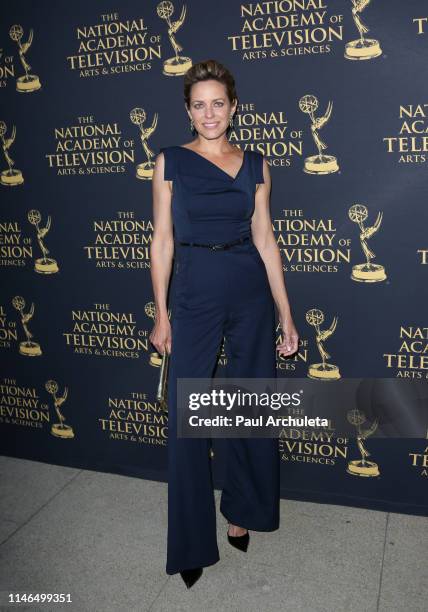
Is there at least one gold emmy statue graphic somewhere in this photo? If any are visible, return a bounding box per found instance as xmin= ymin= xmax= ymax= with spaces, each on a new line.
xmin=0 ymin=121 xmax=24 ymax=186
xmin=345 ymin=0 xmax=382 ymax=61
xmin=130 ymin=107 xmax=158 ymax=180
xmin=346 ymin=409 xmax=380 ymax=476
xmin=306 ymin=308 xmax=341 ymax=380
xmin=299 ymin=95 xmax=339 ymax=175
xmin=157 ymin=1 xmax=192 ymax=76
xmin=9 ymin=24 xmax=42 ymax=92
xmin=12 ymin=295 xmax=42 ymax=356
xmin=45 ymin=380 xmax=74 ymax=439
xmin=27 ymin=209 xmax=59 ymax=274
xmin=349 ymin=204 xmax=386 ymax=282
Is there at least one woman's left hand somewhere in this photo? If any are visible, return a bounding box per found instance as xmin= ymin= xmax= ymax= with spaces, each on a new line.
xmin=277 ymin=315 xmax=299 ymax=357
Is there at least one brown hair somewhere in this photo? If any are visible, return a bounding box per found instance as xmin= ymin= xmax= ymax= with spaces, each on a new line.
xmin=183 ymin=59 xmax=238 ymax=108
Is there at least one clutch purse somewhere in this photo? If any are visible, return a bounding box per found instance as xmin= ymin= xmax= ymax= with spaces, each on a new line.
xmin=156 ymin=348 xmax=170 ymax=412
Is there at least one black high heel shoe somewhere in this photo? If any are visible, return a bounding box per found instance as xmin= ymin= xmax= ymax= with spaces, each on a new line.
xmin=227 ymin=528 xmax=250 ymax=552
xmin=179 ymin=567 xmax=203 ymax=589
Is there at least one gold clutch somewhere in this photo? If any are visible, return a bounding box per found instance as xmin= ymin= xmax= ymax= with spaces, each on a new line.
xmin=156 ymin=348 xmax=170 ymax=412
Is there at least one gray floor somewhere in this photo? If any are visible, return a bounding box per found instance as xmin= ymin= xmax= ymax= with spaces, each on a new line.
xmin=0 ymin=456 xmax=426 ymax=612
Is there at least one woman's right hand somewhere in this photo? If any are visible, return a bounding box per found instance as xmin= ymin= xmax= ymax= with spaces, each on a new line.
xmin=149 ymin=315 xmax=172 ymax=356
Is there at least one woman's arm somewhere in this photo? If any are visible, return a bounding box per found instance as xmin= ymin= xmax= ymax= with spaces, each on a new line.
xmin=149 ymin=152 xmax=174 ymax=354
xmin=251 ymin=158 xmax=299 ymax=357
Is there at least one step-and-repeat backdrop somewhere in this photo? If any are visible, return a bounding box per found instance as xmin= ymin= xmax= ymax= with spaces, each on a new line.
xmin=1 ymin=1 xmax=427 ymax=516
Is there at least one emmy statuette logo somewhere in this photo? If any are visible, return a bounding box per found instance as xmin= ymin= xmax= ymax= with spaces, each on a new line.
xmin=9 ymin=25 xmax=42 ymax=92
xmin=157 ymin=2 xmax=192 ymax=76
xmin=346 ymin=409 xmax=380 ymax=476
xmin=0 ymin=121 xmax=24 ymax=186
xmin=345 ymin=0 xmax=382 ymax=61
xmin=12 ymin=295 xmax=42 ymax=356
xmin=45 ymin=380 xmax=75 ymax=439
xmin=299 ymin=95 xmax=339 ymax=175
xmin=27 ymin=210 xmax=59 ymax=274
xmin=130 ymin=108 xmax=158 ymax=180
xmin=349 ymin=204 xmax=386 ymax=282
xmin=306 ymin=308 xmax=341 ymax=380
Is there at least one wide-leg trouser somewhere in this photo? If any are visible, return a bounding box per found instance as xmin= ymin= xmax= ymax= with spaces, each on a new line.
xmin=166 ymin=240 xmax=280 ymax=575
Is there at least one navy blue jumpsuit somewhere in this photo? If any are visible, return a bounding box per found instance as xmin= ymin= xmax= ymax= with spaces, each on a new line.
xmin=160 ymin=145 xmax=280 ymax=576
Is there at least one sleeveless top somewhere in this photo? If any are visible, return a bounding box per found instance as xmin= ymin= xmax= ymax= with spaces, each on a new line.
xmin=159 ymin=145 xmax=265 ymax=244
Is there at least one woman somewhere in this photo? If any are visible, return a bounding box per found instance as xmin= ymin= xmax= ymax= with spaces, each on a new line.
xmin=150 ymin=59 xmax=299 ymax=588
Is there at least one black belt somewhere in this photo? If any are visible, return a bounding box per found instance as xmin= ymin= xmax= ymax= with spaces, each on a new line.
xmin=178 ymin=236 xmax=251 ymax=250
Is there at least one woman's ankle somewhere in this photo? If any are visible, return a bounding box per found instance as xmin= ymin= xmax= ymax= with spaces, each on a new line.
xmin=228 ymin=523 xmax=248 ymax=537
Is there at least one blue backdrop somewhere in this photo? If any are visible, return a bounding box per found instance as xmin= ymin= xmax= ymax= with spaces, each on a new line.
xmin=1 ymin=0 xmax=427 ymax=516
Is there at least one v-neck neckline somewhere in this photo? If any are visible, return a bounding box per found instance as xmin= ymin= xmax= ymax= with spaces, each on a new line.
xmin=177 ymin=145 xmax=246 ymax=182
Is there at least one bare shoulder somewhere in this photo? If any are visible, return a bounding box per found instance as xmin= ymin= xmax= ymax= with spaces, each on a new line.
xmin=152 ymin=153 xmax=165 ymax=188
xmin=257 ymin=153 xmax=271 ymax=190
xmin=154 ymin=150 xmax=166 ymax=165
xmin=262 ymin=155 xmax=270 ymax=175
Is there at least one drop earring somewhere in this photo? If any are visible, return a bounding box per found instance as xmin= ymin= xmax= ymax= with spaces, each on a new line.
xmin=189 ymin=117 xmax=194 ymax=132
xmin=229 ymin=113 xmax=235 ymax=131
